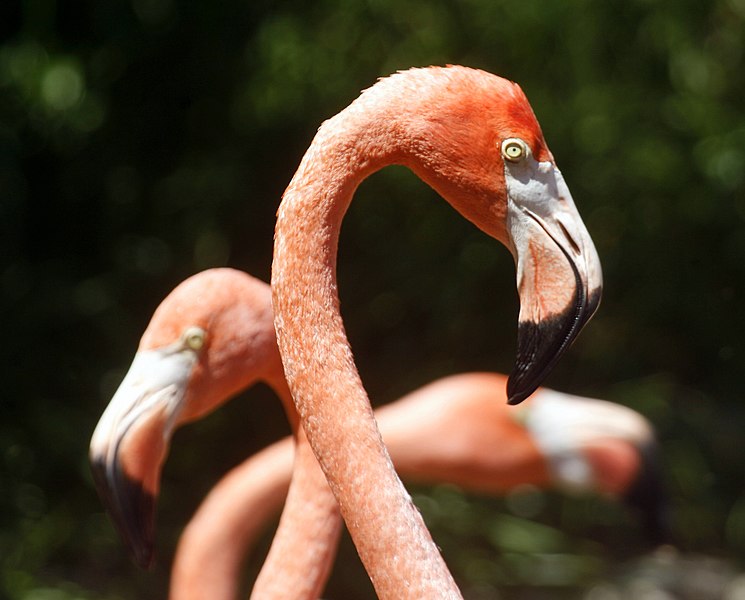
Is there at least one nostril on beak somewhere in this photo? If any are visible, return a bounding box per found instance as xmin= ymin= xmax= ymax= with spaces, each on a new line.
xmin=557 ymin=220 xmax=581 ymax=256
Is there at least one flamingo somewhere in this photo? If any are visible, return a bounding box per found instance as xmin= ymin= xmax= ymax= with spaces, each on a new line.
xmin=89 ymin=268 xmax=660 ymax=600
xmin=271 ymin=65 xmax=603 ymax=597
xmin=172 ymin=377 xmax=665 ymax=600
xmin=89 ymin=268 xmax=341 ymax=599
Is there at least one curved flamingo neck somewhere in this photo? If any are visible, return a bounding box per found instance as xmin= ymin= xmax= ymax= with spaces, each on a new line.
xmin=251 ymin=362 xmax=343 ymax=599
xmin=273 ymin=89 xmax=461 ymax=597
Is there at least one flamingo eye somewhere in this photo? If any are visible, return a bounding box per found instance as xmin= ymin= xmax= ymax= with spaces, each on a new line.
xmin=501 ymin=138 xmax=528 ymax=163
xmin=182 ymin=326 xmax=206 ymax=351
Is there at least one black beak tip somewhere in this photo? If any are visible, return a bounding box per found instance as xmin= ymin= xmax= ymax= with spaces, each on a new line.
xmin=506 ymin=316 xmax=566 ymax=405
xmin=506 ymin=390 xmax=529 ymax=406
xmin=89 ymin=457 xmax=158 ymax=570
xmin=131 ymin=539 xmax=156 ymax=570
xmin=506 ymin=288 xmax=602 ymax=405
xmin=506 ymin=374 xmax=534 ymax=405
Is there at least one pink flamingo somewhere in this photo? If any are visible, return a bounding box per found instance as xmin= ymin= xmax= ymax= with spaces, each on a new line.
xmin=90 ymin=268 xmax=344 ymax=598
xmin=271 ymin=65 xmax=602 ymax=596
xmin=90 ymin=269 xmax=658 ymax=600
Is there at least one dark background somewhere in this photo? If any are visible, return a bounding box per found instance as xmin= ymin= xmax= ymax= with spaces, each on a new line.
xmin=2 ymin=0 xmax=745 ymax=598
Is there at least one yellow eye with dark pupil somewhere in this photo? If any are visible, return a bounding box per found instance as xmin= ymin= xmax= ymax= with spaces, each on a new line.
xmin=501 ymin=138 xmax=527 ymax=162
xmin=183 ymin=327 xmax=205 ymax=351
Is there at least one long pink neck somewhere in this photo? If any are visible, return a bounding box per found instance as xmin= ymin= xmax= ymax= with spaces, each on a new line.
xmin=251 ymin=433 xmax=342 ymax=600
xmin=272 ymin=100 xmax=462 ymax=598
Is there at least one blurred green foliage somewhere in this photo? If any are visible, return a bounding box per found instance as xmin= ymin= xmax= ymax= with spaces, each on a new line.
xmin=2 ymin=0 xmax=745 ymax=598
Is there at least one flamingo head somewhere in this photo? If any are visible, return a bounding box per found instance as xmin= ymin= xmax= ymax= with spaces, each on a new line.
xmin=89 ymin=268 xmax=279 ymax=568
xmin=385 ymin=66 xmax=603 ymax=404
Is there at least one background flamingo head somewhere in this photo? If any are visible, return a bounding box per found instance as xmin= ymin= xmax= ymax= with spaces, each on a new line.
xmin=88 ymin=268 xmax=279 ymax=568
xmin=524 ymin=388 xmax=671 ymax=544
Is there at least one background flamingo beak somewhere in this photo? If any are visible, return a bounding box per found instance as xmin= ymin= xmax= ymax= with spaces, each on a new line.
xmin=89 ymin=349 xmax=194 ymax=568
xmin=622 ymin=438 xmax=672 ymax=547
xmin=504 ymin=160 xmax=603 ymax=404
xmin=89 ymin=426 xmax=162 ymax=569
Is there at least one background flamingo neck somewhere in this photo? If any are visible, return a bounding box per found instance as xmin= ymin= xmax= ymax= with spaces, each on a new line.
xmin=252 ymin=436 xmax=342 ymax=600
xmin=273 ymin=102 xmax=461 ymax=598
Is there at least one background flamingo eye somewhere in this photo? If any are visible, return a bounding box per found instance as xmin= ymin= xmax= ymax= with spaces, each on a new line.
xmin=183 ymin=326 xmax=206 ymax=351
xmin=501 ymin=138 xmax=528 ymax=162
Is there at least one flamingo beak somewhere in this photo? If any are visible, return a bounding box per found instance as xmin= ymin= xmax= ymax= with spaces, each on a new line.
xmin=89 ymin=348 xmax=195 ymax=568
xmin=503 ymin=151 xmax=603 ymax=404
